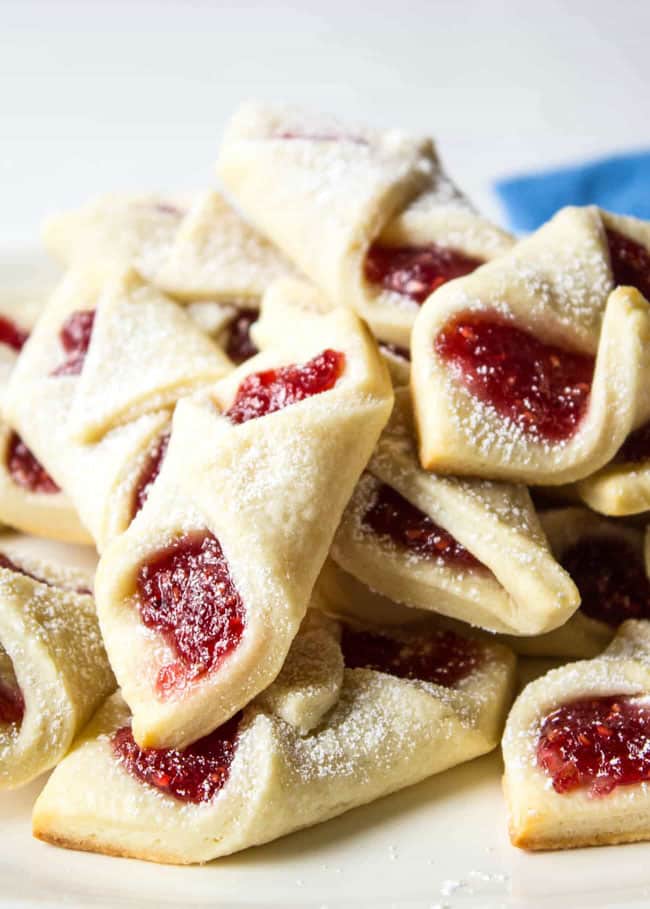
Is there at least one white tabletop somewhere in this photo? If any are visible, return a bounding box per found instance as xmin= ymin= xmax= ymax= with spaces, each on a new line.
xmin=2 ymin=0 xmax=649 ymax=252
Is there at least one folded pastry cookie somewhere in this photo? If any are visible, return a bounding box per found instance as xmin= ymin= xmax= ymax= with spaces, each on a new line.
xmin=0 ymin=547 xmax=114 ymax=790
xmin=44 ymin=190 xmax=296 ymax=367
xmin=33 ymin=610 xmax=515 ymax=864
xmin=503 ymin=620 xmax=650 ymax=850
xmin=499 ymin=508 xmax=650 ymax=659
xmin=217 ymin=101 xmax=512 ymax=348
xmin=4 ymin=268 xmax=231 ymax=551
xmin=412 ymin=207 xmax=650 ymax=484
xmin=331 ymin=388 xmax=578 ymax=636
xmin=94 ymin=286 xmax=394 ymax=748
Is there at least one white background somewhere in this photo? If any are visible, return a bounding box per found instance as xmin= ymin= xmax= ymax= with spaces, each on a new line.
xmin=2 ymin=0 xmax=650 ymax=251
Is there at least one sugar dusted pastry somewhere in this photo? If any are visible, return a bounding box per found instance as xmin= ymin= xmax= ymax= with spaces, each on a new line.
xmin=574 ymin=419 xmax=650 ymax=516
xmin=217 ymin=101 xmax=512 ymax=348
xmin=42 ymin=193 xmax=187 ymax=286
xmin=503 ymin=620 xmax=650 ymax=851
xmin=0 ymin=291 xmax=90 ymax=542
xmin=4 ymin=268 xmax=230 ymax=551
xmin=412 ymin=207 xmax=650 ymax=484
xmin=33 ymin=610 xmax=515 ymax=864
xmin=94 ymin=285 xmax=394 ymax=749
xmin=44 ymin=190 xmax=296 ymax=368
xmin=0 ymin=548 xmax=114 ymax=790
xmin=331 ymin=388 xmax=578 ymax=635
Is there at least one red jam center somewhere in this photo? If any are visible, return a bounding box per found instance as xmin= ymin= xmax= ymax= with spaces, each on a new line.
xmin=341 ymin=626 xmax=482 ymax=687
xmin=362 ymin=481 xmax=481 ymax=570
xmin=136 ymin=532 xmax=245 ymax=693
xmin=131 ymin=430 xmax=170 ymax=520
xmin=561 ymin=536 xmax=650 ymax=626
xmin=112 ymin=712 xmax=241 ymax=803
xmin=616 ymin=419 xmax=650 ymax=463
xmin=51 ymin=309 xmax=96 ymax=377
xmin=379 ymin=341 xmax=411 ymax=362
xmin=0 ymin=316 xmax=28 ymax=353
xmin=434 ymin=313 xmax=595 ymax=442
xmin=225 ymin=308 xmax=259 ymax=364
xmin=607 ymin=228 xmax=650 ymax=301
xmin=226 ymin=348 xmax=345 ymax=425
xmin=364 ymin=243 xmax=483 ymax=305
xmin=0 ymin=678 xmax=24 ymax=725
xmin=6 ymin=431 xmax=60 ymax=494
xmin=537 ymin=696 xmax=650 ymax=796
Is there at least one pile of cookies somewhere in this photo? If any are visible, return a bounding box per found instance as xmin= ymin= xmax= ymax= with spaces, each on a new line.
xmin=2 ymin=102 xmax=650 ymax=863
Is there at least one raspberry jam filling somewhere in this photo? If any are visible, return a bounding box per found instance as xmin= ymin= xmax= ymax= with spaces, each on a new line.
xmin=131 ymin=430 xmax=170 ymax=520
xmin=51 ymin=309 xmax=96 ymax=377
xmin=435 ymin=313 xmax=595 ymax=443
xmin=606 ymin=228 xmax=650 ymax=301
xmin=537 ymin=696 xmax=650 ymax=796
xmin=341 ymin=626 xmax=482 ymax=687
xmin=615 ymin=419 xmax=650 ymax=463
xmin=225 ymin=308 xmax=259 ymax=364
xmin=561 ymin=536 xmax=650 ymax=626
xmin=226 ymin=348 xmax=345 ymax=425
xmin=0 ymin=677 xmax=24 ymax=726
xmin=363 ymin=481 xmax=481 ymax=570
xmin=0 ymin=316 xmax=28 ymax=353
xmin=136 ymin=532 xmax=245 ymax=694
xmin=6 ymin=431 xmax=60 ymax=494
xmin=364 ymin=243 xmax=483 ymax=305
xmin=379 ymin=341 xmax=410 ymax=362
xmin=112 ymin=712 xmax=241 ymax=803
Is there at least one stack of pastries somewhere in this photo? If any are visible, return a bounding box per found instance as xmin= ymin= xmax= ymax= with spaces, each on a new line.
xmin=2 ymin=102 xmax=650 ymax=863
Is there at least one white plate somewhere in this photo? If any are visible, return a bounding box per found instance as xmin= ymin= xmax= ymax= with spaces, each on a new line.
xmin=3 ymin=257 xmax=650 ymax=909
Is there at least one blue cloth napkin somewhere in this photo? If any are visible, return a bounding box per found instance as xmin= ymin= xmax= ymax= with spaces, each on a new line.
xmin=495 ymin=149 xmax=650 ymax=233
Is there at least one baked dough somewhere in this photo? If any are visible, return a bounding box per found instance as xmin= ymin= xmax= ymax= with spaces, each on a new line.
xmin=503 ymin=620 xmax=650 ymax=850
xmin=0 ymin=291 xmax=91 ymax=543
xmin=0 ymin=549 xmax=114 ymax=790
xmin=412 ymin=208 xmax=650 ymax=484
xmin=330 ymin=388 xmax=579 ymax=635
xmin=32 ymin=610 xmax=515 ymax=864
xmin=94 ymin=284 xmax=394 ymax=749
xmin=217 ymin=101 xmax=512 ymax=347
xmin=3 ymin=269 xmax=230 ymax=551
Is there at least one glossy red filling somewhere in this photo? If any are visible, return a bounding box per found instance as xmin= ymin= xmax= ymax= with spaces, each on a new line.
xmin=225 ymin=308 xmax=259 ymax=364
xmin=537 ymin=696 xmax=650 ymax=796
xmin=136 ymin=532 xmax=245 ymax=693
xmin=607 ymin=228 xmax=650 ymax=301
xmin=131 ymin=430 xmax=170 ymax=520
xmin=341 ymin=626 xmax=482 ymax=687
xmin=6 ymin=431 xmax=60 ymax=494
xmin=112 ymin=712 xmax=241 ymax=803
xmin=364 ymin=243 xmax=483 ymax=305
xmin=51 ymin=309 xmax=96 ymax=377
xmin=561 ymin=536 xmax=650 ymax=626
xmin=616 ymin=419 xmax=650 ymax=463
xmin=0 ymin=315 xmax=28 ymax=353
xmin=0 ymin=678 xmax=24 ymax=725
xmin=226 ymin=348 xmax=345 ymax=425
xmin=434 ymin=313 xmax=594 ymax=442
xmin=379 ymin=341 xmax=410 ymax=362
xmin=363 ymin=481 xmax=481 ymax=570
